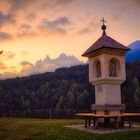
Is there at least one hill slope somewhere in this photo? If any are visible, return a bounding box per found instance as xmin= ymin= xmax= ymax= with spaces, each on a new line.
xmin=126 ymin=40 xmax=140 ymax=62
xmin=0 ymin=62 xmax=140 ymax=117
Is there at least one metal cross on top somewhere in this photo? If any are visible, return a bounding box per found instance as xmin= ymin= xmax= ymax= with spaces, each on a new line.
xmin=100 ymin=18 xmax=106 ymax=25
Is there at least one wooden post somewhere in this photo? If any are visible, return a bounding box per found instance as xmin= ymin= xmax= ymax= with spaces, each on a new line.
xmin=84 ymin=117 xmax=88 ymax=128
xmin=104 ymin=117 xmax=109 ymax=128
xmin=49 ymin=109 xmax=52 ymax=119
xmin=128 ymin=117 xmax=132 ymax=128
xmin=88 ymin=117 xmax=91 ymax=126
xmin=95 ymin=118 xmax=99 ymax=129
xmin=93 ymin=117 xmax=96 ymax=127
xmin=114 ymin=117 xmax=119 ymax=129
xmin=121 ymin=116 xmax=124 ymax=128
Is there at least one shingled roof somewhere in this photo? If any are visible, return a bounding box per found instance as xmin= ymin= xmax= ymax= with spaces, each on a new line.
xmin=82 ymin=34 xmax=130 ymax=57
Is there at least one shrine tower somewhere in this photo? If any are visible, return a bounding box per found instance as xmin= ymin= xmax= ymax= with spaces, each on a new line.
xmin=82 ymin=19 xmax=130 ymax=114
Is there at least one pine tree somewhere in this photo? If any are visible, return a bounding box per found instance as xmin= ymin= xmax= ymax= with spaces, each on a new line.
xmin=65 ymin=90 xmax=75 ymax=109
xmin=56 ymin=95 xmax=64 ymax=109
xmin=133 ymin=77 xmax=140 ymax=108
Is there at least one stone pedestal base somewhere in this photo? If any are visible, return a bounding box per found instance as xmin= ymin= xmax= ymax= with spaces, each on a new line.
xmin=95 ymin=84 xmax=122 ymax=105
xmin=91 ymin=104 xmax=125 ymax=114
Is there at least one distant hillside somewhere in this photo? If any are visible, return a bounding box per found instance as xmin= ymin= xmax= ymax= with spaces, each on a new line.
xmin=0 ymin=64 xmax=94 ymax=117
xmin=0 ymin=62 xmax=140 ymax=117
xmin=126 ymin=40 xmax=140 ymax=62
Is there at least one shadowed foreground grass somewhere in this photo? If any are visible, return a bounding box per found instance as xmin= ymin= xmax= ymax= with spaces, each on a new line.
xmin=0 ymin=118 xmax=140 ymax=140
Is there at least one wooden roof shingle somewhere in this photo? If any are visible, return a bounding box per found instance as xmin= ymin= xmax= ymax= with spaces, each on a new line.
xmin=82 ymin=34 xmax=130 ymax=57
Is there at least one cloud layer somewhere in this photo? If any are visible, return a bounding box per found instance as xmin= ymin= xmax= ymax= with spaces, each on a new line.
xmin=0 ymin=53 xmax=83 ymax=79
xmin=0 ymin=0 xmax=139 ymax=41
xmin=0 ymin=32 xmax=12 ymax=41
xmin=0 ymin=11 xmax=15 ymax=27
xmin=39 ymin=17 xmax=72 ymax=35
xmin=0 ymin=0 xmax=78 ymax=41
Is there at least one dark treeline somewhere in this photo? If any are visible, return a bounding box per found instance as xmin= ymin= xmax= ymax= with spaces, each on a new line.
xmin=0 ymin=62 xmax=140 ymax=117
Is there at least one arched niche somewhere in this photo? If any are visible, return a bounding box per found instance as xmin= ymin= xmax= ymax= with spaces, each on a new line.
xmin=93 ymin=59 xmax=101 ymax=78
xmin=96 ymin=60 xmax=101 ymax=78
xmin=109 ymin=58 xmax=120 ymax=77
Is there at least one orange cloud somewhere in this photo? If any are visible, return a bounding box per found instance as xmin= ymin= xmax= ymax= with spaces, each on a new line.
xmin=2 ymin=51 xmax=16 ymax=59
xmin=21 ymin=51 xmax=29 ymax=57
xmin=0 ymin=61 xmax=7 ymax=70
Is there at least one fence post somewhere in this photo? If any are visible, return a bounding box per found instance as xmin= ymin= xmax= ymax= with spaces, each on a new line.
xmin=49 ymin=109 xmax=52 ymax=119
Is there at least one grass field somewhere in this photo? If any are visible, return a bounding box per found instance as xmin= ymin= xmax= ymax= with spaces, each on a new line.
xmin=0 ymin=118 xmax=140 ymax=140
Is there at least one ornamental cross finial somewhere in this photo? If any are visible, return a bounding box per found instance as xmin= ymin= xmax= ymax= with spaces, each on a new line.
xmin=100 ymin=18 xmax=106 ymax=25
xmin=100 ymin=18 xmax=107 ymax=35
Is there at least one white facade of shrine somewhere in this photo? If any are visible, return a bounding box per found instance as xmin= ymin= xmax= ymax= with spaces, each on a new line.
xmin=89 ymin=53 xmax=126 ymax=107
xmin=82 ymin=20 xmax=130 ymax=115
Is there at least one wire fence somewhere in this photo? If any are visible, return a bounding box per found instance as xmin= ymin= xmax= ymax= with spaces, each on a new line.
xmin=8 ymin=108 xmax=91 ymax=119
xmin=125 ymin=109 xmax=140 ymax=113
xmin=1 ymin=108 xmax=140 ymax=120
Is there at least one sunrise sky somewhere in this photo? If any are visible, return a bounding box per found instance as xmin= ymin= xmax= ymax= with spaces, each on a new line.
xmin=0 ymin=0 xmax=140 ymax=79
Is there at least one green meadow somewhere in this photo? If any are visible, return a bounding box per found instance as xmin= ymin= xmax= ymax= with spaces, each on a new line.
xmin=0 ymin=118 xmax=140 ymax=140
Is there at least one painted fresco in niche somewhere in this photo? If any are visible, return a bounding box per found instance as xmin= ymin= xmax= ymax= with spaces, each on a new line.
xmin=109 ymin=58 xmax=120 ymax=77
xmin=96 ymin=60 xmax=101 ymax=78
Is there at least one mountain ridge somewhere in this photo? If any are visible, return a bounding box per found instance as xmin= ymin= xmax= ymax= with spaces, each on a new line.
xmin=126 ymin=40 xmax=140 ymax=62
